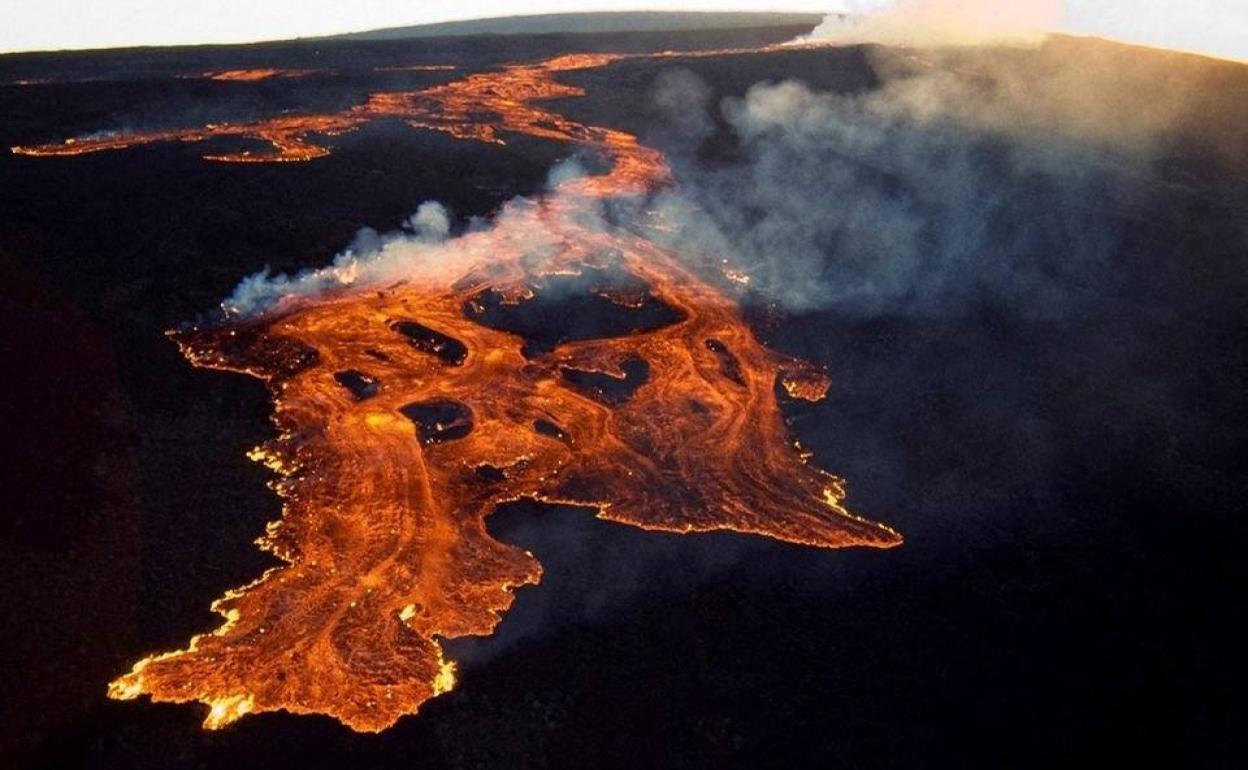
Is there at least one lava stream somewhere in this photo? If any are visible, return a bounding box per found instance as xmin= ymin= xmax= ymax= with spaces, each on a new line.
xmin=31 ymin=47 xmax=902 ymax=731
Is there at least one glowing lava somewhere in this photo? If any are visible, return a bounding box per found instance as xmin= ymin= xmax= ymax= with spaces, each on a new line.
xmin=9 ymin=46 xmax=788 ymax=164
xmin=203 ymin=68 xmax=314 ymax=81
xmin=31 ymin=48 xmax=901 ymax=731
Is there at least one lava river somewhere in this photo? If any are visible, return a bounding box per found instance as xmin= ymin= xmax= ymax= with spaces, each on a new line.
xmin=19 ymin=48 xmax=903 ymax=731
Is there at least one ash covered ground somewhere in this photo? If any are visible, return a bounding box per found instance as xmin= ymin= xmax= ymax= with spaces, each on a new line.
xmin=1 ymin=18 xmax=1246 ymax=769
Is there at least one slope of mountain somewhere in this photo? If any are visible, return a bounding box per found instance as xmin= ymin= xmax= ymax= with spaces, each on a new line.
xmin=328 ymin=12 xmax=824 ymax=41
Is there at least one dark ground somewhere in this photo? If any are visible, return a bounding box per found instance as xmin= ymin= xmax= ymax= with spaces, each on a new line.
xmin=1 ymin=22 xmax=1246 ymax=770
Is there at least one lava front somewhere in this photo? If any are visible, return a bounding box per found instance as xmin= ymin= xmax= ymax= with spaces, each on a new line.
xmin=28 ymin=48 xmax=902 ymax=732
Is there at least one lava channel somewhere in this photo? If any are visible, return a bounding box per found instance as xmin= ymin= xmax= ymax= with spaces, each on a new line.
xmin=27 ymin=48 xmax=902 ymax=731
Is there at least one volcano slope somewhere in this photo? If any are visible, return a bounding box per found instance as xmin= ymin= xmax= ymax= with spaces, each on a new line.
xmin=1 ymin=21 xmax=1246 ymax=770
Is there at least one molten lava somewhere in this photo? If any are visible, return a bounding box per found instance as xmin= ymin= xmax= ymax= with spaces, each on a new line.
xmin=8 ymin=45 xmax=790 ymax=164
xmin=25 ymin=47 xmax=901 ymax=731
xmin=203 ymin=68 xmax=313 ymax=81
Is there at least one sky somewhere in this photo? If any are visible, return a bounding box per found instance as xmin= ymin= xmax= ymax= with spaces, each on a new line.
xmin=2 ymin=0 xmax=1246 ymax=61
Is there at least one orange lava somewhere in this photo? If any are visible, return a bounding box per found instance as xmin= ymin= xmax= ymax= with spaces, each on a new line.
xmin=35 ymin=48 xmax=901 ymax=731
xmin=204 ymin=68 xmax=314 ymax=81
xmin=9 ymin=45 xmax=781 ymax=164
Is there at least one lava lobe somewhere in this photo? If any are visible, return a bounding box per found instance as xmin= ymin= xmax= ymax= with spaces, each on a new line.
xmin=66 ymin=47 xmax=903 ymax=733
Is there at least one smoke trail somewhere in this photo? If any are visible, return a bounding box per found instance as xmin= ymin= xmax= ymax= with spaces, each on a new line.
xmin=643 ymin=38 xmax=1246 ymax=320
xmin=799 ymin=0 xmax=1061 ymax=48
xmin=647 ymin=73 xmax=1102 ymax=318
xmin=804 ymin=1 xmax=1248 ymax=62
xmin=219 ymin=160 xmax=616 ymax=319
xmin=222 ymin=202 xmax=454 ymax=316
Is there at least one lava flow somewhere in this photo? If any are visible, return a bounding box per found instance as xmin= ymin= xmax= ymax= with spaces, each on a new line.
xmin=10 ymin=53 xmax=637 ymax=162
xmin=30 ymin=48 xmax=902 ymax=731
xmin=8 ymin=45 xmax=793 ymax=163
xmin=202 ymin=68 xmax=314 ymax=81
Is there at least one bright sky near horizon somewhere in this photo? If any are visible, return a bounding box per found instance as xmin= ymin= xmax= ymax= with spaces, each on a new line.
xmin=3 ymin=0 xmax=1246 ymax=61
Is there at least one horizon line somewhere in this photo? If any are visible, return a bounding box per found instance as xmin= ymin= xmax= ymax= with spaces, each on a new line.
xmin=0 ymin=8 xmax=826 ymax=56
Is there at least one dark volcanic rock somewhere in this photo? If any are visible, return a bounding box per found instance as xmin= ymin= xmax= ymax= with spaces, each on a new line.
xmin=1 ymin=22 xmax=1245 ymax=770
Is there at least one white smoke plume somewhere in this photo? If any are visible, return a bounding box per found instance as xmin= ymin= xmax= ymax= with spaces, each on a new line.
xmin=220 ymin=162 xmax=612 ymax=318
xmin=643 ymin=37 xmax=1246 ymax=319
xmin=224 ymin=200 xmax=454 ymax=316
xmin=799 ymin=0 xmax=1062 ymax=48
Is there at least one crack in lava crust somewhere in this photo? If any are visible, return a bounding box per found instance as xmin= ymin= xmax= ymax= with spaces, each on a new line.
xmin=77 ymin=48 xmax=903 ymax=732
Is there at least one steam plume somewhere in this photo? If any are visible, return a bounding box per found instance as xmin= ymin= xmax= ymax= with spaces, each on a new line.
xmin=221 ymin=171 xmax=599 ymax=318
xmin=643 ymin=37 xmax=1245 ymax=321
xmin=799 ymin=0 xmax=1062 ymax=48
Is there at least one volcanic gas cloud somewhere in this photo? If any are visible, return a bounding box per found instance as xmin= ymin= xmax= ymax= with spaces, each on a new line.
xmin=20 ymin=48 xmax=901 ymax=731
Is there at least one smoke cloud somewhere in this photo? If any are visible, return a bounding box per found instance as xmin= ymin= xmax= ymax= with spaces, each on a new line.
xmin=642 ymin=39 xmax=1244 ymax=320
xmin=221 ymin=158 xmax=621 ymax=318
xmin=222 ymin=192 xmax=582 ymax=318
xmin=225 ymin=200 xmax=459 ymax=316
xmin=800 ymin=0 xmax=1061 ymax=48
xmin=803 ymin=1 xmax=1248 ymax=62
